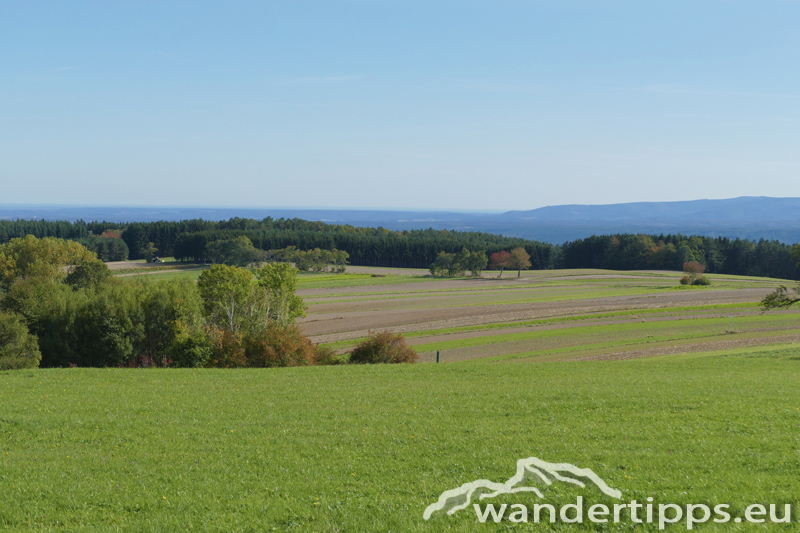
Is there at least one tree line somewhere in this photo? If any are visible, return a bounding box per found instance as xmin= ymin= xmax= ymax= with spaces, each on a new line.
xmin=270 ymin=246 xmax=350 ymax=273
xmin=1 ymin=217 xmax=798 ymax=280
xmin=0 ymin=219 xmax=116 ymax=242
xmin=557 ymin=233 xmax=800 ymax=280
xmin=0 ymin=235 xmax=416 ymax=370
xmin=0 ymin=218 xmax=554 ymax=269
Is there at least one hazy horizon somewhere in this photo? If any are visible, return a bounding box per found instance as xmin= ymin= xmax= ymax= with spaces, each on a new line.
xmin=1 ymin=195 xmax=798 ymax=213
xmin=3 ymin=2 xmax=800 ymax=209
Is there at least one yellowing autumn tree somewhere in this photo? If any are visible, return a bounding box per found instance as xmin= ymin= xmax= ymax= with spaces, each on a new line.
xmin=0 ymin=235 xmax=99 ymax=290
xmin=509 ymin=247 xmax=532 ymax=277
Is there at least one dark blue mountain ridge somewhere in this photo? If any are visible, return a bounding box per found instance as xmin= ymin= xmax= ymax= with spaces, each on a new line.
xmin=1 ymin=197 xmax=798 ymax=244
xmin=505 ymin=197 xmax=800 ymax=223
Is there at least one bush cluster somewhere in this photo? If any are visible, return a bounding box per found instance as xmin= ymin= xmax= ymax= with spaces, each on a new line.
xmin=429 ymin=248 xmax=488 ymax=277
xmin=348 ymin=331 xmax=419 ymax=364
xmin=679 ymin=275 xmax=711 ymax=286
xmin=270 ymin=246 xmax=349 ymax=273
xmin=0 ymin=235 xmax=417 ymax=370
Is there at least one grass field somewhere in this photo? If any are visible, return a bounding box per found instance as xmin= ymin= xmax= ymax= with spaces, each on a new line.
xmin=2 ymin=346 xmax=800 ymax=531
xmin=6 ymin=267 xmax=797 ymax=530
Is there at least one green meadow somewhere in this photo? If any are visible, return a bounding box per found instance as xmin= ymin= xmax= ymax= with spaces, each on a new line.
xmin=4 ymin=267 xmax=798 ymax=531
xmin=3 ymin=346 xmax=800 ymax=531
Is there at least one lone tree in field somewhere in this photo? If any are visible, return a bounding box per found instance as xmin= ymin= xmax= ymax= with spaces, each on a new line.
xmin=762 ymin=244 xmax=800 ymax=310
xmin=509 ymin=247 xmax=532 ymax=278
xmin=682 ymin=261 xmax=705 ymax=284
xmin=489 ymin=250 xmax=513 ymax=277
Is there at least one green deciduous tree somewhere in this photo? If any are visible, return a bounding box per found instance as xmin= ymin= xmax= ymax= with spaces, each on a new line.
xmin=762 ymin=284 xmax=800 ymax=309
xmin=135 ymin=277 xmax=206 ymax=366
xmin=762 ymin=246 xmax=800 ymax=310
xmin=429 ymin=251 xmax=465 ymax=277
xmin=205 ymin=236 xmax=263 ymax=267
xmin=255 ymin=262 xmax=306 ymax=327
xmin=465 ymin=250 xmax=488 ymax=276
xmin=77 ymin=235 xmax=129 ymax=261
xmin=429 ymin=248 xmax=488 ymax=277
xmin=0 ymin=235 xmax=98 ymax=290
xmin=141 ymin=242 xmax=159 ymax=263
xmin=0 ymin=310 xmax=41 ymax=370
xmin=332 ymin=249 xmax=349 ymax=273
xmin=197 ymin=265 xmax=256 ymax=333
xmin=65 ymin=260 xmax=114 ymax=290
xmin=270 ymin=246 xmax=349 ymax=272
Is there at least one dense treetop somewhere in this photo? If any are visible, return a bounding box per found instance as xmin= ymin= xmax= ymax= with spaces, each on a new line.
xmin=0 ymin=217 xmax=797 ymax=280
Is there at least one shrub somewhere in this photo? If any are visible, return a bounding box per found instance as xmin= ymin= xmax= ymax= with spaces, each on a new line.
xmin=0 ymin=310 xmax=42 ymax=370
xmin=313 ymin=344 xmax=346 ymax=365
xmin=680 ymin=275 xmax=691 ymax=285
xmin=348 ymin=331 xmax=418 ymax=364
xmin=243 ymin=325 xmax=317 ymax=367
xmin=206 ymin=328 xmax=248 ymax=368
xmin=693 ymin=276 xmax=711 ymax=286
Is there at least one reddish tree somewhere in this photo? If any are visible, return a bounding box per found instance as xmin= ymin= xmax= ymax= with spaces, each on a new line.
xmin=100 ymin=229 xmax=123 ymax=239
xmin=683 ymin=261 xmax=705 ymax=284
xmin=489 ymin=250 xmax=513 ymax=277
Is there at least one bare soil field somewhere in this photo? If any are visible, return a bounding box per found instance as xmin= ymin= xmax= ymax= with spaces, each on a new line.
xmin=411 ymin=321 xmax=800 ymax=363
xmin=300 ymin=287 xmax=775 ymax=340
xmin=297 ymin=266 xmax=799 ymax=363
xmin=109 ymin=262 xmax=797 ymax=363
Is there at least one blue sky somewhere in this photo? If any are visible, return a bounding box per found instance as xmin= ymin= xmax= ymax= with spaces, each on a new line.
xmin=2 ymin=1 xmax=799 ymax=210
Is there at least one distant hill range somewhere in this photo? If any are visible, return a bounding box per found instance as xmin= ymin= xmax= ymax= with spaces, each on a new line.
xmin=2 ymin=196 xmax=799 ymax=244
